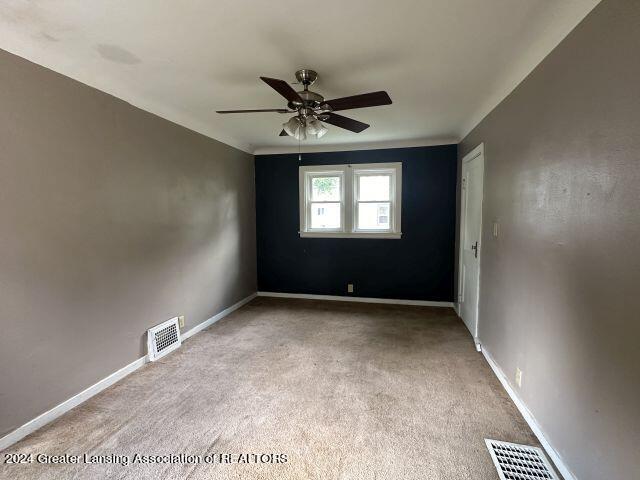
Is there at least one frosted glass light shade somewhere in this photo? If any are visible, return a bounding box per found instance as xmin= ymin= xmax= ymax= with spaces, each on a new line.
xmin=283 ymin=116 xmax=328 ymax=140
xmin=283 ymin=116 xmax=303 ymax=138
xmin=306 ymin=117 xmax=328 ymax=138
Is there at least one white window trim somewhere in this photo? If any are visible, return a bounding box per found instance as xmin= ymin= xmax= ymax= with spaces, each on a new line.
xmin=299 ymin=162 xmax=402 ymax=239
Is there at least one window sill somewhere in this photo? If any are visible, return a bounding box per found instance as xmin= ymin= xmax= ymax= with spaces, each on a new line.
xmin=299 ymin=232 xmax=402 ymax=239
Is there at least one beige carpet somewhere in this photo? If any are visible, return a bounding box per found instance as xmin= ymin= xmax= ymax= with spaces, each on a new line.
xmin=1 ymin=297 xmax=538 ymax=479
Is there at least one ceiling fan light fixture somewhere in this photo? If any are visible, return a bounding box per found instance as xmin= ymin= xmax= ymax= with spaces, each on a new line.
xmin=283 ymin=116 xmax=303 ymax=138
xmin=283 ymin=115 xmax=327 ymax=140
xmin=306 ymin=117 xmax=328 ymax=138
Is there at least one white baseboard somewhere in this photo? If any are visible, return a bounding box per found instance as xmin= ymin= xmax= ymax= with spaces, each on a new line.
xmin=182 ymin=292 xmax=257 ymax=340
xmin=0 ymin=292 xmax=258 ymax=452
xmin=482 ymin=348 xmax=576 ymax=480
xmin=0 ymin=355 xmax=147 ymax=451
xmin=257 ymin=291 xmax=454 ymax=308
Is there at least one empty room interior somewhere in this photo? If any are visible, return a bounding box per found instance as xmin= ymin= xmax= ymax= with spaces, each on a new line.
xmin=1 ymin=1 xmax=638 ymax=479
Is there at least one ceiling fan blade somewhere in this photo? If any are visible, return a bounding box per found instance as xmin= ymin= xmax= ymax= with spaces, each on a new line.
xmin=323 ymin=113 xmax=369 ymax=133
xmin=279 ymin=129 xmax=288 ymax=136
xmin=216 ymin=108 xmax=290 ymax=113
xmin=322 ymin=91 xmax=392 ymax=112
xmin=260 ymin=77 xmax=303 ymax=104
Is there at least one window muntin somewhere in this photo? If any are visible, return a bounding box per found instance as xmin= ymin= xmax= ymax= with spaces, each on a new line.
xmin=299 ymin=163 xmax=401 ymax=238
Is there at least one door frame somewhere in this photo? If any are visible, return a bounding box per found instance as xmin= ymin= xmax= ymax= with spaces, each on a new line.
xmin=457 ymin=142 xmax=485 ymax=350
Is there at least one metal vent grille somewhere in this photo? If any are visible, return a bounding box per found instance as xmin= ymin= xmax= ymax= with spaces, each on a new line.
xmin=485 ymin=439 xmax=560 ymax=480
xmin=147 ymin=317 xmax=182 ymax=361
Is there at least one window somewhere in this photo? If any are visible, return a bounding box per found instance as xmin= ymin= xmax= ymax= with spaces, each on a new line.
xmin=299 ymin=163 xmax=401 ymax=238
xmin=302 ymin=170 xmax=344 ymax=232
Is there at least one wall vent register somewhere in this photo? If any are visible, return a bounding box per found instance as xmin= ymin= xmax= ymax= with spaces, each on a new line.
xmin=147 ymin=317 xmax=182 ymax=361
xmin=485 ymin=439 xmax=560 ymax=480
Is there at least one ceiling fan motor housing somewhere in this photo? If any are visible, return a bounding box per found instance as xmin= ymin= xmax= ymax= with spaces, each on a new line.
xmin=289 ymin=90 xmax=325 ymax=111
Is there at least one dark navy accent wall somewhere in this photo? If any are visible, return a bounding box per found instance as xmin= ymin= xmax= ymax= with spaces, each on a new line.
xmin=255 ymin=144 xmax=457 ymax=301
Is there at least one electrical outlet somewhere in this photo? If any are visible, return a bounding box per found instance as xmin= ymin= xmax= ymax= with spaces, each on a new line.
xmin=347 ymin=283 xmax=354 ymax=293
xmin=515 ymin=367 xmax=523 ymax=388
xmin=178 ymin=315 xmax=185 ymax=329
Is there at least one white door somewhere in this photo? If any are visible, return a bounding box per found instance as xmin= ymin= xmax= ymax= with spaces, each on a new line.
xmin=459 ymin=144 xmax=484 ymax=345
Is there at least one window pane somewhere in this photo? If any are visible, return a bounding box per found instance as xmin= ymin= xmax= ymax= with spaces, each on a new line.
xmin=311 ymin=176 xmax=340 ymax=201
xmin=358 ymin=175 xmax=390 ymax=201
xmin=357 ymin=202 xmax=390 ymax=230
xmin=311 ymin=202 xmax=341 ymax=229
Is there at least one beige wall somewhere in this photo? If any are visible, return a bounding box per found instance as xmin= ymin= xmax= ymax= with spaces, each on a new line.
xmin=459 ymin=0 xmax=639 ymax=478
xmin=0 ymin=49 xmax=256 ymax=436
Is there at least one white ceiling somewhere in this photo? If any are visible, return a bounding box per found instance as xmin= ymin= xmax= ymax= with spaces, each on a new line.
xmin=0 ymin=0 xmax=600 ymax=154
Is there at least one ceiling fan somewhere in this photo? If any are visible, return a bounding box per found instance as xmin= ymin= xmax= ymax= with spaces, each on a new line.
xmin=216 ymin=69 xmax=392 ymax=140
